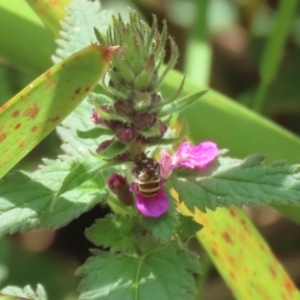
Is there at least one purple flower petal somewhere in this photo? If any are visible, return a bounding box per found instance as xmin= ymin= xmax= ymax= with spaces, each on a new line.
xmin=159 ymin=141 xmax=219 ymax=178
xmin=136 ymin=187 xmax=169 ymax=217
xmin=159 ymin=149 xmax=174 ymax=178
xmin=176 ymin=141 xmax=218 ymax=169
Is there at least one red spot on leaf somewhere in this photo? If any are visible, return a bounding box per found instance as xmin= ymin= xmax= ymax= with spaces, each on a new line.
xmin=14 ymin=123 xmax=21 ymax=130
xmin=0 ymin=134 xmax=6 ymax=143
xmin=46 ymin=79 xmax=56 ymax=89
xmin=259 ymin=243 xmax=265 ymax=251
xmin=24 ymin=104 xmax=39 ymax=119
xmin=211 ymin=247 xmax=218 ymax=257
xmin=226 ymin=255 xmax=235 ymax=265
xmin=12 ymin=110 xmax=20 ymax=117
xmin=62 ymin=63 xmax=65 ymax=68
xmin=85 ymin=87 xmax=90 ymax=92
xmin=229 ymin=271 xmax=236 ymax=280
xmin=31 ymin=126 xmax=38 ymax=132
xmin=229 ymin=208 xmax=236 ymax=217
xmin=75 ymin=88 xmax=81 ymax=94
xmin=240 ymin=219 xmax=251 ymax=235
xmin=45 ymin=70 xmax=51 ymax=78
xmin=18 ymin=142 xmax=25 ymax=149
xmin=48 ymin=116 xmax=60 ymax=122
xmin=0 ymin=103 xmax=7 ymax=111
xmin=221 ymin=231 xmax=233 ymax=244
xmin=284 ymin=278 xmax=296 ymax=297
xmin=269 ymin=265 xmax=276 ymax=278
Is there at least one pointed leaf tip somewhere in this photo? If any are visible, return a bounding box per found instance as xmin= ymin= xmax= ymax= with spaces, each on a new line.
xmin=98 ymin=45 xmax=120 ymax=61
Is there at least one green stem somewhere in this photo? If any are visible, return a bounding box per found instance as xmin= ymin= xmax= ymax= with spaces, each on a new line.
xmin=195 ymin=251 xmax=212 ymax=298
xmin=185 ymin=0 xmax=211 ymax=86
xmin=252 ymin=0 xmax=298 ymax=113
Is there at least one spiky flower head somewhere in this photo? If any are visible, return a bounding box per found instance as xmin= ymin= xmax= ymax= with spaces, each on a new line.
xmin=91 ymin=11 xmax=179 ymax=159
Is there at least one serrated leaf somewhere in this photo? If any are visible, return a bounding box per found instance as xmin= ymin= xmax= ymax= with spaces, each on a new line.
xmin=52 ymin=0 xmax=111 ymax=63
xmin=159 ymin=90 xmax=207 ymax=118
xmin=0 ymin=44 xmax=117 ymax=179
xmin=57 ymin=100 xmax=101 ymax=160
xmin=172 ymin=154 xmax=300 ymax=212
xmin=156 ymin=37 xmax=179 ymax=88
xmin=77 ymin=247 xmax=201 ymax=300
xmin=177 ymin=215 xmax=202 ymax=243
xmin=86 ymin=214 xmax=137 ymax=253
xmin=77 ymin=127 xmax=113 ymax=139
xmin=163 ymin=76 xmax=185 ymax=105
xmin=0 ymin=284 xmax=47 ymax=300
xmin=0 ymin=157 xmax=108 ymax=236
xmin=26 ymin=0 xmax=70 ymax=37
xmin=98 ymin=140 xmax=127 ymax=159
xmin=141 ymin=211 xmax=179 ymax=243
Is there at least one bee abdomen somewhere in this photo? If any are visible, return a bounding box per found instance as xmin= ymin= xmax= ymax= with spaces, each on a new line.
xmin=138 ymin=179 xmax=160 ymax=197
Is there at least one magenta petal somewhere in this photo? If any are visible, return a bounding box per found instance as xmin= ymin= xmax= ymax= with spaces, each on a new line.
xmin=159 ymin=149 xmax=174 ymax=178
xmin=178 ymin=141 xmax=218 ymax=169
xmin=136 ymin=188 xmax=169 ymax=217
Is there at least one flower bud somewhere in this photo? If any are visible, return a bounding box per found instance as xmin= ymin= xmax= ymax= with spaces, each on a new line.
xmin=132 ymin=111 xmax=157 ymax=130
xmin=139 ymin=121 xmax=167 ymax=143
xmin=115 ymin=126 xmax=136 ymax=143
xmin=96 ymin=140 xmax=112 ymax=153
xmin=114 ymin=100 xmax=134 ymax=117
xmin=90 ymin=109 xmax=102 ymax=124
xmin=108 ymin=173 xmax=134 ymax=206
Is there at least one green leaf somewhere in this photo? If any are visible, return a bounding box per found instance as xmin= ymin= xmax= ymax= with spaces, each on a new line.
xmin=141 ymin=211 xmax=179 ymax=243
xmin=0 ymin=1 xmax=55 ymax=74
xmin=98 ymin=140 xmax=127 ymax=160
xmin=159 ymin=90 xmax=207 ymax=118
xmin=56 ymin=100 xmax=101 ymax=160
xmin=77 ymin=247 xmax=201 ymax=300
xmin=96 ymin=105 xmax=129 ymax=122
xmin=172 ymin=154 xmax=300 ymax=213
xmin=164 ymin=76 xmax=185 ymax=105
xmin=0 ymin=44 xmax=117 ymax=179
xmin=0 ymin=157 xmax=107 ymax=236
xmin=77 ymin=127 xmax=113 ymax=139
xmin=0 ymin=284 xmax=47 ymax=300
xmin=52 ymin=0 xmax=111 ymax=64
xmin=85 ymin=214 xmax=138 ymax=253
xmin=177 ymin=215 xmax=202 ymax=243
xmin=184 ymin=205 xmax=300 ymax=300
xmin=25 ymin=0 xmax=70 ymax=37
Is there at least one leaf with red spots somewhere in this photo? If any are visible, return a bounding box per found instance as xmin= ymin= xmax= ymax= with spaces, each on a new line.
xmin=0 ymin=43 xmax=118 ymax=179
xmin=26 ymin=0 xmax=70 ymax=37
xmin=177 ymin=202 xmax=300 ymax=300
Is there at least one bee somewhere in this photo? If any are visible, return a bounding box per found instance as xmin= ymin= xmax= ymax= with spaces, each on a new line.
xmin=132 ymin=152 xmax=161 ymax=197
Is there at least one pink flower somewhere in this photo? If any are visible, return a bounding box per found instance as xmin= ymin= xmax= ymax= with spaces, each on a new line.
xmin=130 ymin=183 xmax=169 ymax=218
xmin=135 ymin=187 xmax=169 ymax=218
xmin=160 ymin=141 xmax=218 ymax=178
